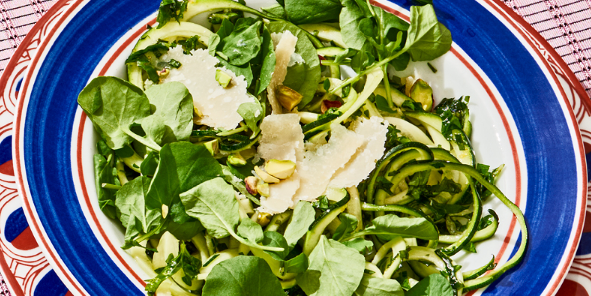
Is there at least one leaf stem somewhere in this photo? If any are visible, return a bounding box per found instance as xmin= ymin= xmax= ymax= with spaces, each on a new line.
xmin=123 ymin=128 xmax=162 ymax=152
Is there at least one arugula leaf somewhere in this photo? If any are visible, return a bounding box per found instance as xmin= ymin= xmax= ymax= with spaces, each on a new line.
xmin=346 ymin=214 xmax=438 ymax=241
xmin=180 ymin=177 xmax=240 ymax=239
xmin=237 ymin=101 xmax=264 ymax=135
xmin=222 ymin=18 xmax=263 ymax=66
xmin=354 ymin=274 xmax=404 ymax=296
xmin=283 ymin=201 xmax=316 ymax=247
xmin=267 ymin=21 xmax=321 ymax=108
xmin=145 ymin=241 xmax=201 ymax=295
xmin=332 ymin=213 xmax=358 ymax=241
xmin=404 ymin=4 xmax=452 ymax=61
xmin=406 ymin=273 xmax=453 ymax=296
xmin=342 ymin=238 xmax=373 ymax=253
xmin=202 ymin=256 xmax=285 ymax=296
xmin=263 ymin=231 xmax=290 ymax=261
xmin=156 ymin=0 xmax=189 ymax=29
xmin=237 ymin=218 xmax=264 ymax=243
xmin=141 ymin=82 xmax=194 ymax=145
xmin=78 ymin=76 xmax=151 ymax=150
xmin=94 ymin=151 xmax=118 ymax=219
xmin=256 ymin=26 xmax=276 ymax=94
xmin=284 ymin=253 xmax=309 ymax=273
xmin=209 ymin=19 xmax=235 ymax=56
xmin=297 ymin=236 xmax=365 ymax=296
xmin=115 ymin=176 xmax=163 ymax=245
xmin=284 ymin=0 xmax=342 ymax=24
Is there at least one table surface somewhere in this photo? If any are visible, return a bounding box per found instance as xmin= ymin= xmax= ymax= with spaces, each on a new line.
xmin=0 ymin=0 xmax=590 ymax=295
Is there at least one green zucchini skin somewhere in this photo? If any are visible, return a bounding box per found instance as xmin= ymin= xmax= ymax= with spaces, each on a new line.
xmin=303 ymin=193 xmax=350 ymax=255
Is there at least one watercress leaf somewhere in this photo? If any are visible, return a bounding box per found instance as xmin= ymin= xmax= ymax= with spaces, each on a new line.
xmin=140 ymin=82 xmax=193 ymax=145
xmin=374 ymin=5 xmax=409 ymax=35
xmin=261 ymin=4 xmax=288 ymax=19
xmin=333 ymin=213 xmax=358 ymax=241
xmin=115 ymin=176 xmax=162 ymax=235
xmin=342 ymin=237 xmax=373 ymax=253
xmin=256 ymin=26 xmax=276 ymax=95
xmin=284 ymin=0 xmax=342 ymax=24
xmin=358 ymin=17 xmax=377 ymax=38
xmin=202 ymin=256 xmax=285 ymax=296
xmin=375 ymin=94 xmax=398 ymax=113
xmin=390 ymin=52 xmax=411 ymax=71
xmin=354 ymin=274 xmax=404 ymax=296
xmin=222 ymin=19 xmax=263 ymax=66
xmin=299 ymin=236 xmax=365 ymax=296
xmin=180 ymin=177 xmax=239 ymax=239
xmin=78 ymin=76 xmax=151 ymax=150
xmin=140 ymin=151 xmax=159 ymax=177
xmin=94 ymin=154 xmax=117 ymax=219
xmin=406 ymin=273 xmax=453 ymax=296
xmin=339 ymin=0 xmax=368 ymax=50
xmin=166 ymin=218 xmax=204 ymax=241
xmin=405 ymin=4 xmax=452 ymax=61
xmin=237 ymin=218 xmax=264 ymax=243
xmin=363 ymin=214 xmax=438 ymax=241
xmin=263 ymin=231 xmax=290 ymax=261
xmin=146 ymin=241 xmax=201 ymax=293
xmin=283 ymin=201 xmax=316 ymax=247
xmin=217 ymin=57 xmax=254 ymax=87
xmin=147 ymin=142 xmax=223 ymax=210
xmin=237 ymin=101 xmax=263 ymax=135
xmin=267 ymin=21 xmax=321 ymax=108
xmin=284 ymin=253 xmax=309 ymax=273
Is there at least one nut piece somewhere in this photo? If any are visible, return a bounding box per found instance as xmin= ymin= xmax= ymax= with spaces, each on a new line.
xmin=257 ymin=182 xmax=270 ymax=197
xmin=265 ymin=159 xmax=296 ymax=179
xmin=256 ymin=212 xmax=272 ymax=227
xmin=245 ymin=176 xmax=259 ymax=195
xmin=410 ymin=79 xmax=433 ymax=112
xmin=204 ymin=139 xmax=219 ymax=156
xmin=215 ymin=69 xmax=232 ymax=88
xmin=276 ymin=85 xmax=303 ymax=111
xmin=254 ymin=166 xmax=280 ymax=183
xmin=228 ymin=153 xmax=247 ymax=166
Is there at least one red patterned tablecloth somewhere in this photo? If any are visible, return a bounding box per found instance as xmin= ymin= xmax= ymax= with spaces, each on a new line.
xmin=0 ymin=0 xmax=590 ymax=295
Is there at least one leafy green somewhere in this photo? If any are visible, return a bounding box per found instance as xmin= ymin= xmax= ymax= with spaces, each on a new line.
xmin=404 ymin=4 xmax=452 ymax=61
xmin=267 ymin=21 xmax=321 ymax=108
xmin=284 ymin=253 xmax=309 ymax=273
xmin=297 ymin=236 xmax=365 ymax=296
xmin=256 ymin=26 xmax=277 ymax=94
xmin=141 ymin=82 xmax=193 ymax=145
xmin=94 ymin=153 xmax=118 ymax=219
xmin=145 ymin=241 xmax=201 ymax=295
xmin=261 ymin=4 xmax=288 ymax=20
xmin=115 ymin=176 xmax=162 ymax=246
xmin=202 ymin=256 xmax=285 ymax=296
xmin=406 ymin=273 xmax=453 ymax=296
xmin=156 ymin=0 xmax=189 ymax=29
xmin=342 ymin=238 xmax=373 ymax=253
xmin=78 ymin=77 xmax=151 ymax=150
xmin=354 ymin=275 xmax=404 ymax=296
xmin=217 ymin=58 xmax=254 ymax=87
xmin=339 ymin=0 xmax=367 ymax=50
xmin=345 ymin=214 xmax=438 ymax=241
xmin=283 ymin=201 xmax=316 ymax=247
xmin=209 ymin=18 xmax=235 ymax=56
xmin=140 ymin=151 xmax=159 ymax=177
xmin=237 ymin=101 xmax=264 ymax=135
xmin=180 ymin=177 xmax=239 ymax=239
xmin=237 ymin=218 xmax=264 ymax=243
xmin=284 ymin=0 xmax=342 ymax=24
xmin=222 ymin=18 xmax=263 ymax=66
xmin=332 ymin=213 xmax=358 ymax=241
xmin=263 ymin=231 xmax=290 ymax=261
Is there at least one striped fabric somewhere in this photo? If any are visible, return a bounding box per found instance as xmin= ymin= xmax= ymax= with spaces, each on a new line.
xmin=0 ymin=0 xmax=589 ymax=295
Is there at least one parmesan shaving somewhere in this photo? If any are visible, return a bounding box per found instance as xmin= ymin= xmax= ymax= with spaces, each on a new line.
xmin=293 ymin=123 xmax=364 ymax=202
xmin=329 ymin=117 xmax=388 ymax=188
xmin=161 ymin=46 xmax=254 ymax=130
xmin=267 ymin=31 xmax=298 ymax=114
xmin=257 ymin=114 xmax=305 ymax=214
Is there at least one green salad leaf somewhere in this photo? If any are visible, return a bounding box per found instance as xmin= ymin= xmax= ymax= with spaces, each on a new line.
xmin=354 ymin=275 xmax=404 ymax=296
xmin=283 ymin=201 xmax=316 ymax=247
xmin=406 ymin=273 xmax=454 ymax=296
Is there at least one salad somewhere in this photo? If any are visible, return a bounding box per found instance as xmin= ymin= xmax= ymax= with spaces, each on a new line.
xmin=77 ymin=0 xmax=528 ymax=295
